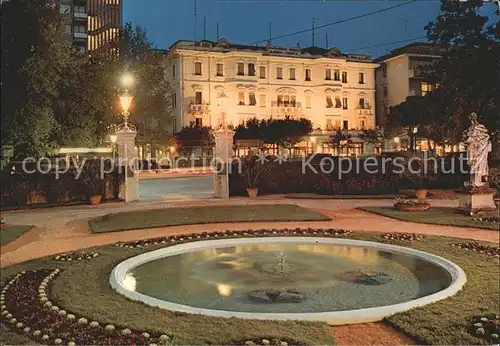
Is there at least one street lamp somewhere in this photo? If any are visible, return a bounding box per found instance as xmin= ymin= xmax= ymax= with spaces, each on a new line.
xmin=119 ymin=89 xmax=134 ymax=130
xmin=110 ymin=134 xmax=117 ymax=158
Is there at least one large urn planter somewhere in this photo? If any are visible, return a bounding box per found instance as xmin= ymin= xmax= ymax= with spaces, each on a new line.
xmin=89 ymin=195 xmax=103 ymax=205
xmin=246 ymin=188 xmax=259 ymax=198
xmin=415 ymin=189 xmax=428 ymax=201
xmin=394 ymin=203 xmax=431 ymax=212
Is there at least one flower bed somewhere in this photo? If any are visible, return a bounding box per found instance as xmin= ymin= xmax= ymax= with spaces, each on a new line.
xmin=235 ymin=338 xmax=306 ymax=346
xmin=0 ymin=270 xmax=171 ymax=345
xmin=115 ymin=228 xmax=352 ymax=248
xmin=468 ymin=314 xmax=500 ymax=343
xmin=380 ymin=232 xmax=424 ymax=241
xmin=54 ymin=252 xmax=99 ymax=262
xmin=472 ymin=216 xmax=499 ymax=224
xmin=452 ymin=242 xmax=500 ymax=257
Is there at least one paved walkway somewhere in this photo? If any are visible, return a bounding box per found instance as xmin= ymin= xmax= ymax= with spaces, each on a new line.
xmin=1 ymin=196 xmax=497 ymax=267
xmin=1 ymin=196 xmax=498 ymax=346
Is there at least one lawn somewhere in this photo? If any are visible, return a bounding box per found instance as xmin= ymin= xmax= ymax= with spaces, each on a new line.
xmin=0 ymin=225 xmax=34 ymax=245
xmin=358 ymin=207 xmax=499 ymax=230
xmin=88 ymin=204 xmax=331 ymax=234
xmin=1 ymin=231 xmax=498 ymax=345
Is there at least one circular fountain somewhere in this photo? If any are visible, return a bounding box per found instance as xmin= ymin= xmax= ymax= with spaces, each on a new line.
xmin=110 ymin=237 xmax=466 ymax=325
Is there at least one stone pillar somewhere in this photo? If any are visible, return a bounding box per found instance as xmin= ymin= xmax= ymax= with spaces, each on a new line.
xmin=213 ymin=128 xmax=235 ymax=199
xmin=116 ymin=130 xmax=139 ymax=203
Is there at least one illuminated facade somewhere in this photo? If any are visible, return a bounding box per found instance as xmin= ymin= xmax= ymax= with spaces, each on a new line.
xmin=87 ymin=0 xmax=122 ymax=54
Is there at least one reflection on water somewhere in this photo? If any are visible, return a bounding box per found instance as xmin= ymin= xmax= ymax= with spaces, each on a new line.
xmin=128 ymin=243 xmax=451 ymax=313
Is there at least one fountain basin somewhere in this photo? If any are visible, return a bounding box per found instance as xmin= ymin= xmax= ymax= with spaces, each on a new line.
xmin=110 ymin=237 xmax=466 ymax=325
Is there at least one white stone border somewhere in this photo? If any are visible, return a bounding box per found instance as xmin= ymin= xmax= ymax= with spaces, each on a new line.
xmin=109 ymin=237 xmax=467 ymax=325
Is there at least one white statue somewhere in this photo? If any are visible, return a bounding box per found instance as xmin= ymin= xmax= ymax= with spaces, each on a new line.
xmin=465 ymin=112 xmax=492 ymax=188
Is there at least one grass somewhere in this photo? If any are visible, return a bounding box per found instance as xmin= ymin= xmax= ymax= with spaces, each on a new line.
xmin=1 ymin=232 xmax=498 ymax=345
xmin=0 ymin=225 xmax=34 ymax=245
xmin=358 ymin=207 xmax=499 ymax=230
xmin=88 ymin=204 xmax=331 ymax=234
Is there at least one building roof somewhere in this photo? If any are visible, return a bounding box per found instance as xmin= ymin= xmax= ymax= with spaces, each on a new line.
xmin=167 ymin=39 xmax=373 ymax=63
xmin=374 ymin=42 xmax=443 ymax=62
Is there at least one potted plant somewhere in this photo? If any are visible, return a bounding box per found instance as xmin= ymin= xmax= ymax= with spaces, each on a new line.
xmin=393 ymin=197 xmax=431 ymax=211
xmin=489 ymin=167 xmax=500 ymax=209
xmin=404 ymin=156 xmax=433 ymax=201
xmin=79 ymin=160 xmax=105 ymax=205
xmin=241 ymin=156 xmax=268 ymax=198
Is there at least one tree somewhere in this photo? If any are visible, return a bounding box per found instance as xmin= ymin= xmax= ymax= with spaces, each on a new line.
xmin=1 ymin=0 xmax=75 ymax=157
xmin=359 ymin=129 xmax=384 ymax=145
xmin=119 ymin=23 xmax=174 ymax=157
xmin=424 ymin=0 xmax=500 ymax=142
xmin=174 ymin=124 xmax=215 ymax=149
xmin=328 ymin=130 xmax=352 ymax=155
xmin=270 ymin=117 xmax=313 ymax=154
xmin=235 ymin=117 xmax=312 ymax=155
xmin=385 ymin=96 xmax=427 ymax=151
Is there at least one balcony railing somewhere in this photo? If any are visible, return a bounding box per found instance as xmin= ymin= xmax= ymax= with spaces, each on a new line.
xmin=189 ymin=103 xmax=210 ymax=114
xmin=74 ymin=12 xmax=87 ymax=19
xmin=73 ymin=32 xmax=88 ymax=39
xmin=356 ymin=103 xmax=372 ymax=110
xmin=271 ymin=101 xmax=302 ymax=116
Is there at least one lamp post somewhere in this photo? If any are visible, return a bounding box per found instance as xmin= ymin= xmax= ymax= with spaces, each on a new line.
xmin=110 ymin=134 xmax=117 ymax=158
xmin=119 ymin=90 xmax=134 ymax=131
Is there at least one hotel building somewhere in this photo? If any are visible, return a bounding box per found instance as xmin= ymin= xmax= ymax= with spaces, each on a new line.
xmin=374 ymin=43 xmax=442 ymax=128
xmin=164 ymin=39 xmax=379 ymax=155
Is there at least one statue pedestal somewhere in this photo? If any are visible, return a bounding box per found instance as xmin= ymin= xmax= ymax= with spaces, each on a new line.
xmin=456 ymin=188 xmax=497 ymax=215
xmin=213 ymin=128 xmax=235 ymax=199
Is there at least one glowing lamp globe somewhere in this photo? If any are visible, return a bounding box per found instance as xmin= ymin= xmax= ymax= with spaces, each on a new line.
xmin=119 ymin=91 xmax=134 ymax=113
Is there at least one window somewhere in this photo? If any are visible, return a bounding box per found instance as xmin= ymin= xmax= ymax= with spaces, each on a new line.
xmin=216 ymin=63 xmax=223 ymax=76
xmin=291 ymin=95 xmax=296 ymax=106
xmin=335 ymin=97 xmax=342 ymax=108
xmin=305 ymin=69 xmax=311 ymax=81
xmin=260 ymin=94 xmax=266 ymax=107
xmin=326 ymin=96 xmax=333 ymax=108
xmin=333 ymin=70 xmax=340 ymax=81
xmin=359 ymin=72 xmax=365 ymax=84
xmin=172 ymin=92 xmax=176 ymax=108
xmin=359 ymin=98 xmax=365 ymax=109
xmin=382 ymin=64 xmax=387 ymax=78
xmin=248 ymin=63 xmax=256 ymax=76
xmin=335 ymin=120 xmax=341 ymax=129
xmin=195 ymin=92 xmax=202 ymax=105
xmin=238 ymin=91 xmax=245 ymax=105
xmin=325 ymin=69 xmax=332 ymax=80
xmin=277 ymin=67 xmax=283 ymax=80
xmin=360 ymin=120 xmax=366 ymax=129
xmin=249 ymin=92 xmax=257 ymax=106
xmin=342 ymin=97 xmax=348 ymax=109
xmin=326 ymin=119 xmax=334 ymax=131
xmin=237 ymin=63 xmax=244 ymax=76
xmin=383 ymin=86 xmax=388 ymax=98
xmin=289 ymin=68 xmax=296 ymax=80
xmin=74 ymin=5 xmax=86 ymax=13
xmin=259 ymin=66 xmax=266 ymax=79
xmin=195 ymin=62 xmax=202 ymax=76
xmin=421 ymin=81 xmax=434 ymax=96
xmin=195 ymin=118 xmax=203 ymax=127
xmin=343 ymin=120 xmax=349 ymax=130
xmin=277 ymin=95 xmax=283 ymax=106
xmin=342 ymin=71 xmax=348 ymax=83
xmin=305 ymin=95 xmax=311 ymax=109
xmin=74 ymin=25 xmax=86 ymax=33
xmin=60 ymin=4 xmax=71 ymax=14
xmin=172 ymin=65 xmax=176 ymax=79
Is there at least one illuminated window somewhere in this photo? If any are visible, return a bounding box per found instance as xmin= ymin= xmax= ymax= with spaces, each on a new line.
xmin=260 ymin=94 xmax=266 ymax=107
xmin=238 ymin=91 xmax=245 ymax=105
xmin=305 ymin=95 xmax=311 ymax=109
xmin=237 ymin=63 xmax=244 ymax=76
xmin=259 ymin=66 xmax=266 ymax=79
xmin=325 ymin=69 xmax=331 ymax=80
xmin=289 ymin=68 xmax=296 ymax=80
xmin=277 ymin=67 xmax=283 ymax=80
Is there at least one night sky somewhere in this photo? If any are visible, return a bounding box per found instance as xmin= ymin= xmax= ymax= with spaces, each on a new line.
xmin=123 ymin=0 xmax=496 ymax=58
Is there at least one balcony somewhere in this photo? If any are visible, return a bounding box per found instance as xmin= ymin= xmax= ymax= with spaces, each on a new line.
xmin=73 ymin=32 xmax=88 ymax=39
xmin=271 ymin=101 xmax=302 ymax=117
xmin=189 ymin=102 xmax=210 ymax=114
xmin=74 ymin=12 xmax=87 ymax=20
xmin=356 ymin=104 xmax=374 ymax=116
